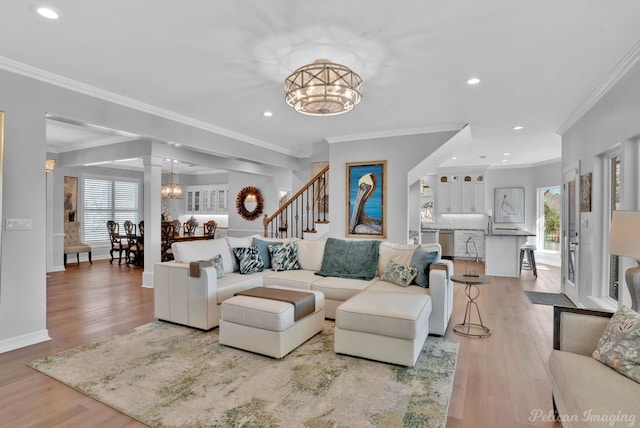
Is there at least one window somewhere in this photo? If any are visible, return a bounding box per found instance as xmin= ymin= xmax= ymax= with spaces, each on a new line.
xmin=83 ymin=176 xmax=141 ymax=243
xmin=607 ymin=154 xmax=621 ymax=300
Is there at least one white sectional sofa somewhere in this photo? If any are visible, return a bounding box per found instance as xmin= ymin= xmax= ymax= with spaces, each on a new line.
xmin=154 ymin=235 xmax=454 ymax=336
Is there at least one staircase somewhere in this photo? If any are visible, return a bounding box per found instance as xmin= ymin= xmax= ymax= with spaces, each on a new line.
xmin=263 ymin=165 xmax=329 ymax=240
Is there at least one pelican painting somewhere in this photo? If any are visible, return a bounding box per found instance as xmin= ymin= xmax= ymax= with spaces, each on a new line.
xmin=346 ymin=161 xmax=386 ymax=237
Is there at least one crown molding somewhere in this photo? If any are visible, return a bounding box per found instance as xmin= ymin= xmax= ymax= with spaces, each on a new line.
xmin=0 ymin=56 xmax=306 ymax=158
xmin=557 ymin=39 xmax=640 ymax=136
xmin=324 ymin=123 xmax=465 ymax=144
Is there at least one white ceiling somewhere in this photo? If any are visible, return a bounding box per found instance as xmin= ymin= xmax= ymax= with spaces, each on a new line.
xmin=3 ymin=1 xmax=640 ymax=170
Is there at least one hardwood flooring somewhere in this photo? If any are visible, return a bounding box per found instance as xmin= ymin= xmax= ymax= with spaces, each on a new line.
xmin=0 ymin=259 xmax=562 ymax=427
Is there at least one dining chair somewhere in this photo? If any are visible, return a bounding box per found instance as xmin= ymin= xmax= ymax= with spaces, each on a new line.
xmin=63 ymin=221 xmax=92 ymax=268
xmin=204 ymin=220 xmax=217 ymax=239
xmin=184 ymin=219 xmax=197 ymax=235
xmin=161 ymin=222 xmax=176 ymax=261
xmin=106 ymin=220 xmax=129 ymax=265
xmin=124 ymin=221 xmax=143 ymax=266
xmin=173 ymin=218 xmax=181 ymax=234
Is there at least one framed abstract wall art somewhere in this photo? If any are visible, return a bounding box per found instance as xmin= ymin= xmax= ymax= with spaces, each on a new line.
xmin=494 ymin=187 xmax=525 ymax=223
xmin=346 ymin=160 xmax=386 ymax=238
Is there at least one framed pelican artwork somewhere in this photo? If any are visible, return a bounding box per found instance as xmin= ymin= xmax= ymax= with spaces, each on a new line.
xmin=346 ymin=160 xmax=386 ymax=238
xmin=494 ymin=187 xmax=525 ymax=223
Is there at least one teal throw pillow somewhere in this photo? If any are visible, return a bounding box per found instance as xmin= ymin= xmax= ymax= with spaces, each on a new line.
xmin=269 ymin=241 xmax=301 ymax=272
xmin=232 ymin=247 xmax=265 ymax=275
xmin=410 ymin=246 xmax=439 ymax=287
xmin=381 ymin=260 xmax=419 ymax=287
xmin=253 ymin=238 xmax=283 ymax=269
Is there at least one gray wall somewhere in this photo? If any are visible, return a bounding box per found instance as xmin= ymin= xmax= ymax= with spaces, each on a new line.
xmin=0 ymin=68 xmax=301 ymax=353
xmin=328 ymin=131 xmax=457 ymax=243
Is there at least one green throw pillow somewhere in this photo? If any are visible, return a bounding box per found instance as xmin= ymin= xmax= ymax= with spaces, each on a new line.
xmin=269 ymin=241 xmax=301 ymax=272
xmin=381 ymin=260 xmax=419 ymax=287
xmin=232 ymin=247 xmax=265 ymax=275
xmin=592 ymin=305 xmax=640 ymax=384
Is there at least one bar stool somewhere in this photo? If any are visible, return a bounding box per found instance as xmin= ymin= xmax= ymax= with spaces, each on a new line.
xmin=519 ymin=243 xmax=537 ymax=277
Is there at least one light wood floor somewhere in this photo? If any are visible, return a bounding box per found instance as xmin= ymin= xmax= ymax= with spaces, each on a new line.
xmin=0 ymin=259 xmax=562 ymax=427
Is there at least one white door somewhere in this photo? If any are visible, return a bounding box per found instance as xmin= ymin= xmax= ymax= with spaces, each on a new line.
xmin=562 ymin=165 xmax=580 ymax=304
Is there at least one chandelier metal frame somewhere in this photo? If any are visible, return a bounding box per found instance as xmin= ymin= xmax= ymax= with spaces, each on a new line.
xmin=285 ymin=59 xmax=362 ymax=116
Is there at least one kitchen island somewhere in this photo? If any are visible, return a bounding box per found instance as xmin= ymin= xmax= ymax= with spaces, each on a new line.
xmin=485 ymin=229 xmax=535 ymax=277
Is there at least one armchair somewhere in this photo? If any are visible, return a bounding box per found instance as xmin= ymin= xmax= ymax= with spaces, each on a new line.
xmin=64 ymin=221 xmax=92 ymax=267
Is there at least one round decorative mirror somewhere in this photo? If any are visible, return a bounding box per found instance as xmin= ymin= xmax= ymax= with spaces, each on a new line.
xmin=236 ymin=186 xmax=264 ymax=221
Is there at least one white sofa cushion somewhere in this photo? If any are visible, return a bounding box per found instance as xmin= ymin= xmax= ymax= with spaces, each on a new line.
xmin=171 ymin=238 xmax=235 ymax=274
xmin=336 ymin=291 xmax=431 ymax=340
xmin=549 ymin=349 xmax=640 ymax=420
xmin=263 ymin=270 xmax=318 ymax=290
xmin=216 ymin=272 xmax=268 ymax=303
xmin=377 ymin=242 xmax=417 ymax=277
xmin=311 ymin=276 xmax=378 ymax=301
xmin=296 ymin=239 xmax=326 ymax=271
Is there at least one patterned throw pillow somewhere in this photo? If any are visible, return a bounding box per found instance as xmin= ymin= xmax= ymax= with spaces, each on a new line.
xmin=209 ymin=254 xmax=224 ymax=279
xmin=232 ymin=247 xmax=265 ymax=275
xmin=269 ymin=241 xmax=301 ymax=271
xmin=592 ymin=305 xmax=640 ymax=384
xmin=381 ymin=260 xmax=419 ymax=287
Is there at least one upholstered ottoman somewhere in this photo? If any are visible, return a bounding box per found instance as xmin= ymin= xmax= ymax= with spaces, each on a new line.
xmin=334 ymin=291 xmax=432 ymax=366
xmin=219 ymin=286 xmax=325 ymax=358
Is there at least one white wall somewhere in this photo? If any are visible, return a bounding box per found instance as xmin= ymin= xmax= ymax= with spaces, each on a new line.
xmin=562 ymin=59 xmax=640 ymax=309
xmin=0 ymin=68 xmax=302 ymax=353
xmin=328 ymin=131 xmax=457 ymax=243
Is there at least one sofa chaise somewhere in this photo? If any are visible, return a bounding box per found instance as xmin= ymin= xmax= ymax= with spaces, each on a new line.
xmin=153 ymin=235 xmax=454 ymax=336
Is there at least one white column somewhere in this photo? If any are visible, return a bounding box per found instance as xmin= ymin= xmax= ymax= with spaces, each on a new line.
xmin=142 ymin=156 xmax=163 ymax=288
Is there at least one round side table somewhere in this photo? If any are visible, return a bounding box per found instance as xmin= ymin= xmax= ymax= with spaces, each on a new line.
xmin=452 ymin=274 xmax=492 ymax=338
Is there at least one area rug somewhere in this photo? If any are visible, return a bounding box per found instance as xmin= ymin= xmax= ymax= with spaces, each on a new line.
xmin=524 ymin=291 xmax=576 ymax=307
xmin=28 ymin=321 xmax=459 ymax=428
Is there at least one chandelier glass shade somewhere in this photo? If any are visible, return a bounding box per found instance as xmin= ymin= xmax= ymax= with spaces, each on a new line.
xmin=161 ymin=162 xmax=184 ymax=199
xmin=285 ymin=59 xmax=362 ymax=116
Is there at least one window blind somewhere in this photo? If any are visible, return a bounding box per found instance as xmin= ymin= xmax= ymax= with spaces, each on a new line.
xmin=83 ymin=177 xmax=140 ymax=243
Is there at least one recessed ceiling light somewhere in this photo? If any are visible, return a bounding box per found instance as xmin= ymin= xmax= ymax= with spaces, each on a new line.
xmin=467 ymin=77 xmax=480 ymax=85
xmin=263 ymin=111 xmax=273 ymax=117
xmin=513 ymin=125 xmax=523 ymax=130
xmin=502 ymin=159 xmax=508 ymax=162
xmin=452 ymin=156 xmax=458 ymax=160
xmin=36 ymin=7 xmax=59 ymax=19
xmin=504 ymin=153 xmax=510 ymax=156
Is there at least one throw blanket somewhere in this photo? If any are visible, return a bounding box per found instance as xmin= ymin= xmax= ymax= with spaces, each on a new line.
xmin=235 ymin=287 xmax=316 ymax=321
xmin=315 ymin=238 xmax=380 ymax=280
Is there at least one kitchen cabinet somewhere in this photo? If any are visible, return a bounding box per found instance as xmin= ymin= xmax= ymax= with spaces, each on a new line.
xmin=437 ymin=173 xmax=485 ymax=214
xmin=437 ymin=174 xmax=461 ymax=213
xmin=453 ymin=229 xmax=485 ymax=260
xmin=460 ymin=174 xmax=485 ymax=213
xmin=186 ymin=185 xmax=228 ymax=213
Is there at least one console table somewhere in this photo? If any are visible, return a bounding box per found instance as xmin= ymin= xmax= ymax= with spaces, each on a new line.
xmin=452 ymin=274 xmax=492 ymax=338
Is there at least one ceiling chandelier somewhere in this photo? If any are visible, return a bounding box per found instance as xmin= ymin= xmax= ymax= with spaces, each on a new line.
xmin=160 ymin=161 xmax=184 ymax=199
xmin=285 ymin=59 xmax=362 ymax=116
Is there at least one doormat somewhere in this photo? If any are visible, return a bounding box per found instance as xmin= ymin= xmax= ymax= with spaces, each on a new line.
xmin=524 ymin=291 xmax=576 ymax=307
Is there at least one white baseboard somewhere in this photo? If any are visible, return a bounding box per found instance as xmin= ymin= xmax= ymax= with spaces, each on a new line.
xmin=0 ymin=329 xmax=51 ymax=354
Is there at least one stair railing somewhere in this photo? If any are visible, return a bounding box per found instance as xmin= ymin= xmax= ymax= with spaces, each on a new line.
xmin=263 ymin=164 xmax=329 ymax=239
